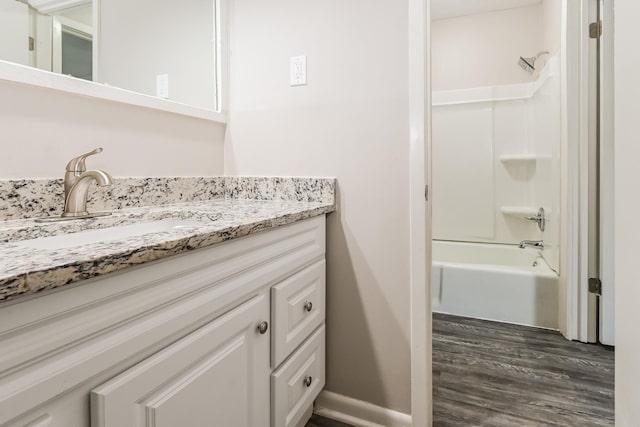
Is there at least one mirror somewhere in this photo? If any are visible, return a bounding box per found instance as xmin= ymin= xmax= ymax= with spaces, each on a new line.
xmin=0 ymin=0 xmax=218 ymax=112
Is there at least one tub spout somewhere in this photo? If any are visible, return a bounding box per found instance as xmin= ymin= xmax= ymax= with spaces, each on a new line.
xmin=519 ymin=240 xmax=544 ymax=250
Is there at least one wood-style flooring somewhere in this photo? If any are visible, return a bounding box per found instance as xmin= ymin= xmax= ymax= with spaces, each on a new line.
xmin=306 ymin=414 xmax=353 ymax=427
xmin=433 ymin=313 xmax=614 ymax=426
xmin=306 ymin=314 xmax=614 ymax=427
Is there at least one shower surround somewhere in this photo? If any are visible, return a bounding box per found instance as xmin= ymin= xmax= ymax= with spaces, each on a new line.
xmin=431 ymin=59 xmax=562 ymax=328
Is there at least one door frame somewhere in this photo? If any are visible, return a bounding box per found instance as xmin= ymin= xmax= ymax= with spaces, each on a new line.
xmin=408 ymin=0 xmax=430 ymax=425
xmin=561 ymin=0 xmax=595 ymax=343
xmin=562 ymin=0 xmax=613 ymax=344
xmin=51 ymin=15 xmax=93 ymax=75
xmin=410 ymin=0 xmax=611 ymax=422
xmin=598 ymin=0 xmax=615 ymax=346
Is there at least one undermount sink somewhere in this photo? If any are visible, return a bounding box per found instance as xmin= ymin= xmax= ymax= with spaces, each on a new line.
xmin=16 ymin=219 xmax=204 ymax=250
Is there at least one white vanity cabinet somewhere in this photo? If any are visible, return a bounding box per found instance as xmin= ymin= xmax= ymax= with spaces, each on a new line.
xmin=91 ymin=294 xmax=271 ymax=427
xmin=0 ymin=216 xmax=326 ymax=427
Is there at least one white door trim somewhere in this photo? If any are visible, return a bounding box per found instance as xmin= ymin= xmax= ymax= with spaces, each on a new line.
xmin=598 ymin=0 xmax=615 ymax=346
xmin=560 ymin=0 xmax=598 ymax=343
xmin=408 ymin=0 xmax=431 ymax=425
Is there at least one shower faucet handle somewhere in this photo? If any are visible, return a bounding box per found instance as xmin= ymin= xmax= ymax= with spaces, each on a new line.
xmin=525 ymin=207 xmax=546 ymax=232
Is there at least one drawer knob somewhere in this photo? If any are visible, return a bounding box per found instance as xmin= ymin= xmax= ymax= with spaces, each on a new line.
xmin=304 ymin=376 xmax=313 ymax=387
xmin=257 ymin=321 xmax=269 ymax=335
xmin=304 ymin=301 xmax=313 ymax=312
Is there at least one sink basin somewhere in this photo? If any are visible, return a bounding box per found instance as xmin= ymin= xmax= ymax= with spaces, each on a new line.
xmin=16 ymin=219 xmax=204 ymax=250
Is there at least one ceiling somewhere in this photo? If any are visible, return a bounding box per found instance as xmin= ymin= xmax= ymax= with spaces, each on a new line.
xmin=431 ymin=0 xmax=542 ymax=21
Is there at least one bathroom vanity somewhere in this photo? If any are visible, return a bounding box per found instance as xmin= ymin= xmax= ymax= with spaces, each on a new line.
xmin=0 ymin=177 xmax=335 ymax=427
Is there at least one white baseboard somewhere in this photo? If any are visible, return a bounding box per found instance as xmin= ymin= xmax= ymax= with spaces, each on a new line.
xmin=314 ymin=390 xmax=412 ymax=427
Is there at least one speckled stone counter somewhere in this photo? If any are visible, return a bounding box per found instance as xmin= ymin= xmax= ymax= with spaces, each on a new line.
xmin=0 ymin=176 xmax=335 ymax=220
xmin=0 ymin=177 xmax=335 ymax=303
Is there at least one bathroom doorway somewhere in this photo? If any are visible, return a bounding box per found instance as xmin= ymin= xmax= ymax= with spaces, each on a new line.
xmin=430 ymin=0 xmax=563 ymax=331
xmin=427 ymin=0 xmax=614 ymax=423
xmin=52 ymin=4 xmax=94 ymax=81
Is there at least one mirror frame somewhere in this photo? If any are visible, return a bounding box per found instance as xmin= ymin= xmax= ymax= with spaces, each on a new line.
xmin=0 ymin=0 xmax=227 ymax=123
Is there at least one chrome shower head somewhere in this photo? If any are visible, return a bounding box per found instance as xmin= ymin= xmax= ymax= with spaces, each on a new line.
xmin=518 ymin=56 xmax=536 ymax=74
xmin=518 ymin=51 xmax=550 ymax=74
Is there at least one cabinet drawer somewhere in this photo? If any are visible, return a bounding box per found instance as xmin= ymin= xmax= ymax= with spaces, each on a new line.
xmin=271 ymin=325 xmax=325 ymax=427
xmin=271 ymin=260 xmax=326 ymax=367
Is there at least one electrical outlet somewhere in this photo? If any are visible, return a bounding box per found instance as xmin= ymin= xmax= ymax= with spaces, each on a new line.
xmin=156 ymin=74 xmax=169 ymax=99
xmin=290 ymin=56 xmax=307 ymax=86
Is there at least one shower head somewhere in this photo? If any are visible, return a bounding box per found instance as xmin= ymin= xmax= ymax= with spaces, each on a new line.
xmin=518 ymin=51 xmax=550 ymax=74
xmin=518 ymin=56 xmax=536 ymax=74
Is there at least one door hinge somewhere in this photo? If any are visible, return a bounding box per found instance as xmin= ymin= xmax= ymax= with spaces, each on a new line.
xmin=424 ymin=185 xmax=429 ymax=202
xmin=28 ymin=36 xmax=35 ymax=51
xmin=589 ymin=277 xmax=602 ymax=295
xmin=589 ymin=21 xmax=602 ymax=39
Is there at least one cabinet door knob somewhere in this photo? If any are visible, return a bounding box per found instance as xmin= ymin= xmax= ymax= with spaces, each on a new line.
xmin=304 ymin=301 xmax=313 ymax=312
xmin=304 ymin=376 xmax=313 ymax=387
xmin=257 ymin=321 xmax=269 ymax=335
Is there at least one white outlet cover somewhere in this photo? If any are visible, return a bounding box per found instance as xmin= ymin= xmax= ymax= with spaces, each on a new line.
xmin=290 ymin=56 xmax=307 ymax=86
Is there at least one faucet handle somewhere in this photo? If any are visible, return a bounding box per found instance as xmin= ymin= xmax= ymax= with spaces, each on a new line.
xmin=65 ymin=148 xmax=104 ymax=174
xmin=524 ymin=207 xmax=546 ymax=231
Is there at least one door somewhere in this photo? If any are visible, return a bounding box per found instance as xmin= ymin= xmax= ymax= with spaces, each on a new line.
xmin=91 ymin=294 xmax=271 ymax=427
xmin=52 ymin=16 xmax=93 ymax=80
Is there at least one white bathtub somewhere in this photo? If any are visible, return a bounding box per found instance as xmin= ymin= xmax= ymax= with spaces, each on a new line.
xmin=432 ymin=240 xmax=559 ymax=329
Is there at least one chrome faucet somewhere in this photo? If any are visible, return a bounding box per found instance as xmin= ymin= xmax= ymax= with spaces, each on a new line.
xmin=62 ymin=148 xmax=114 ymax=218
xmin=519 ymin=240 xmax=545 ymax=250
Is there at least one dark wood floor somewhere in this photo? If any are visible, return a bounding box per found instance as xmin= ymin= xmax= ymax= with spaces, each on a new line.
xmin=307 ymin=314 xmax=614 ymax=427
xmin=433 ymin=313 xmax=614 ymax=426
xmin=306 ymin=414 xmax=353 ymax=427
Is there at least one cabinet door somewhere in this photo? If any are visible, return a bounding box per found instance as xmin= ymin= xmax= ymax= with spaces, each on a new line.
xmin=91 ymin=295 xmax=270 ymax=427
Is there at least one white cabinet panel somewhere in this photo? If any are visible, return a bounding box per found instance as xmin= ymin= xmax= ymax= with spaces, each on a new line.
xmin=91 ymin=295 xmax=271 ymax=427
xmin=272 ymin=326 xmax=325 ymax=427
xmin=272 ymin=261 xmax=326 ymax=367
xmin=0 ymin=216 xmax=327 ymax=427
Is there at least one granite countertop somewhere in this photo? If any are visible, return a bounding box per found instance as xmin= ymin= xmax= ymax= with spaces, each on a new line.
xmin=0 ymin=177 xmax=336 ymax=304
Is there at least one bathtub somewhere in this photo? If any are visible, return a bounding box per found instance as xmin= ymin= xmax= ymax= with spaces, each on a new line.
xmin=432 ymin=240 xmax=559 ymax=329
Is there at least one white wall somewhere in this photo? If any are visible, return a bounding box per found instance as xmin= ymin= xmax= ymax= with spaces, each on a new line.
xmin=432 ymin=94 xmax=539 ymax=244
xmin=0 ymin=79 xmax=224 ymax=179
xmin=58 ymin=3 xmax=93 ymax=26
xmin=431 ymin=0 xmax=541 ymax=21
xmin=431 ymin=66 xmax=562 ymax=251
xmin=98 ymin=0 xmax=216 ymax=111
xmin=431 ymin=2 xmax=562 ymax=270
xmin=531 ymin=58 xmax=562 ymax=271
xmin=431 ymin=5 xmax=543 ymax=91
xmin=615 ymin=0 xmax=640 ymax=423
xmin=431 ymin=100 xmax=497 ymax=242
xmin=541 ymin=0 xmax=562 ymax=55
xmin=537 ymin=0 xmax=562 ymax=273
xmin=0 ymin=0 xmax=30 ymax=66
xmin=225 ymin=0 xmax=411 ymax=415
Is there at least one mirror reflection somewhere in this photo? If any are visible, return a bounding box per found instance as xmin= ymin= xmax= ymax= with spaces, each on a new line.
xmin=0 ymin=0 xmax=217 ymax=111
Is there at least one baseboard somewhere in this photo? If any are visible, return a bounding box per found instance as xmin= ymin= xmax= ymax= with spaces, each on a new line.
xmin=314 ymin=390 xmax=412 ymax=427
